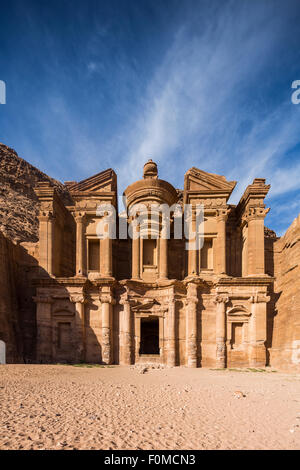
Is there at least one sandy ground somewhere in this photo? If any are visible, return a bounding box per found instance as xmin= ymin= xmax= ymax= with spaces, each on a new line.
xmin=0 ymin=364 xmax=300 ymax=450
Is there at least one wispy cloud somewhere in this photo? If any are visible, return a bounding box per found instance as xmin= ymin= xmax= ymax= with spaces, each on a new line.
xmin=111 ymin=1 xmax=300 ymax=234
xmin=1 ymin=0 xmax=299 ymax=235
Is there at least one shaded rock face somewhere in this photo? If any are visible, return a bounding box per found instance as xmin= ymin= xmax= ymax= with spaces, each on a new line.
xmin=0 ymin=143 xmax=72 ymax=243
xmin=0 ymin=232 xmax=23 ymax=362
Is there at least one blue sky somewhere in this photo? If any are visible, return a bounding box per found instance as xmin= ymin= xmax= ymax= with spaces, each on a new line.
xmin=0 ymin=0 xmax=300 ymax=235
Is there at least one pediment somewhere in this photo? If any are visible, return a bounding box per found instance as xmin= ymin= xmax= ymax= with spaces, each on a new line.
xmin=67 ymin=169 xmax=117 ymax=193
xmin=131 ymin=298 xmax=160 ymax=312
xmin=227 ymin=306 xmax=250 ymax=317
xmin=184 ymin=167 xmax=236 ymax=195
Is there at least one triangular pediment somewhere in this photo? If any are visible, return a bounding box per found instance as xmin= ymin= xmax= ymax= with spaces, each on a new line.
xmin=184 ymin=167 xmax=236 ymax=194
xmin=66 ymin=169 xmax=117 ymax=193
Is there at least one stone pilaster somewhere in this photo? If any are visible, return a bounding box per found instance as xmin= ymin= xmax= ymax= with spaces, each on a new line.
xmin=159 ymin=237 xmax=168 ymax=279
xmin=186 ymin=282 xmax=198 ymax=367
xmin=249 ymin=294 xmax=270 ymax=366
xmin=188 ymin=211 xmax=198 ymax=277
xmin=75 ymin=213 xmax=86 ymax=276
xmin=214 ymin=295 xmax=228 ymax=368
xmin=70 ymin=294 xmax=86 ymax=363
xmin=119 ymin=294 xmax=133 ymax=365
xmin=38 ymin=211 xmax=55 ymax=276
xmin=235 ymin=226 xmax=242 ymax=276
xmin=103 ymin=236 xmax=113 ymax=277
xmin=100 ymin=287 xmax=115 ymax=364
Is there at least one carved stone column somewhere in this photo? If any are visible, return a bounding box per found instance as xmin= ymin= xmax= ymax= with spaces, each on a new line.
xmin=70 ymin=294 xmax=86 ymax=363
xmin=75 ymin=213 xmax=86 ymax=276
xmin=132 ymin=223 xmax=141 ymax=279
xmin=33 ymin=296 xmax=54 ymax=363
xmin=215 ymin=295 xmax=228 ymax=368
xmin=167 ymin=295 xmax=176 ymax=367
xmin=38 ymin=211 xmax=55 ymax=276
xmin=120 ymin=294 xmax=133 ymax=365
xmin=186 ymin=282 xmax=198 ymax=367
xmin=100 ymin=288 xmax=115 ymax=364
xmin=249 ymin=294 xmax=270 ymax=366
xmin=159 ymin=213 xmax=168 ymax=279
xmin=216 ymin=209 xmax=228 ymax=275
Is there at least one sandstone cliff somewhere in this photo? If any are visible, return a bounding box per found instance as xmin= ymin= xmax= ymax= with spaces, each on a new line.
xmin=270 ymin=214 xmax=300 ymax=369
xmin=0 ymin=143 xmax=72 ymax=243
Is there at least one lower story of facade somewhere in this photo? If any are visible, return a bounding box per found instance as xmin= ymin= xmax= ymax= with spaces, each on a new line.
xmin=33 ymin=275 xmax=273 ymax=368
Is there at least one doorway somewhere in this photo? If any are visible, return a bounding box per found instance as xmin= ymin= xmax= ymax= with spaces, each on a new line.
xmin=140 ymin=317 xmax=159 ymax=355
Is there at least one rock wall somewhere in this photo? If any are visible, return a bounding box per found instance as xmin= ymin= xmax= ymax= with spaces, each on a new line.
xmin=0 ymin=232 xmax=23 ymax=362
xmin=0 ymin=232 xmax=40 ymax=363
xmin=269 ymin=214 xmax=300 ymax=369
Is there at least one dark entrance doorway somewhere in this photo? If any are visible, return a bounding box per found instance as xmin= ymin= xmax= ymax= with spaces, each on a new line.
xmin=140 ymin=317 xmax=159 ymax=355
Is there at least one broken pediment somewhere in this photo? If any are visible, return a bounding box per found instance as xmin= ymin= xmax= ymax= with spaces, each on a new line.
xmin=184 ymin=167 xmax=236 ymax=196
xmin=66 ymin=168 xmax=117 ymax=193
xmin=131 ymin=298 xmax=160 ymax=312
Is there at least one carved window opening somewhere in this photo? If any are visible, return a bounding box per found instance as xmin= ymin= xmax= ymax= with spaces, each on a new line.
xmin=57 ymin=322 xmax=71 ymax=349
xmin=143 ymin=239 xmax=157 ymax=266
xmin=231 ymin=322 xmax=244 ymax=349
xmin=139 ymin=317 xmax=159 ymax=355
xmin=88 ymin=239 xmax=100 ymax=271
xmin=200 ymin=238 xmax=213 ymax=270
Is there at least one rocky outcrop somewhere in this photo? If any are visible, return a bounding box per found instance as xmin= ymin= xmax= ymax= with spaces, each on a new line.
xmin=0 ymin=143 xmax=72 ymax=243
xmin=269 ymin=214 xmax=300 ymax=369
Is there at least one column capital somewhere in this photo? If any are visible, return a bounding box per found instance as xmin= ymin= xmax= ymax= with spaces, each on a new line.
xmin=38 ymin=210 xmax=55 ymax=222
xmin=216 ymin=208 xmax=230 ymax=221
xmin=100 ymin=293 xmax=116 ymax=305
xmin=69 ymin=294 xmax=86 ymax=304
xmin=119 ymin=294 xmax=131 ymax=306
xmin=242 ymin=207 xmax=270 ymax=224
xmin=167 ymin=293 xmax=176 ymax=304
xmin=74 ymin=212 xmax=86 ymax=223
xmin=185 ymin=296 xmax=198 ymax=306
xmin=214 ymin=294 xmax=229 ymax=304
xmin=249 ymin=294 xmax=270 ymax=304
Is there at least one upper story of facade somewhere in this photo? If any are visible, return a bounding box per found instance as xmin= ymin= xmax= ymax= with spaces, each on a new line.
xmin=34 ymin=159 xmax=272 ymax=283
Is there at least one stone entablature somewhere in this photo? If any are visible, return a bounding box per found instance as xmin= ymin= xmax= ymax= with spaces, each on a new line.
xmin=32 ymin=159 xmax=276 ymax=368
